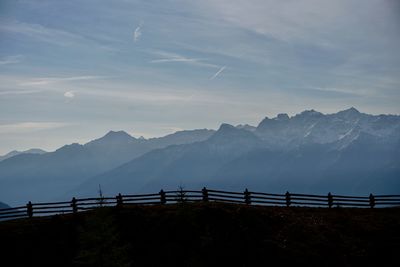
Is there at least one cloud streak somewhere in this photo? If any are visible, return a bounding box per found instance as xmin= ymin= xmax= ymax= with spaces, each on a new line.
xmin=133 ymin=22 xmax=143 ymax=42
xmin=0 ymin=55 xmax=23 ymax=65
xmin=0 ymin=122 xmax=70 ymax=134
xmin=19 ymin=76 xmax=102 ymax=86
xmin=149 ymin=50 xmax=219 ymax=69
xmin=0 ymin=20 xmax=86 ymax=46
xmin=0 ymin=89 xmax=45 ymax=96
xmin=210 ymin=66 xmax=226 ymax=80
xmin=63 ymin=91 xmax=75 ymax=102
xmin=150 ymin=58 xmax=201 ymax=63
xmin=0 ymin=20 xmax=116 ymax=52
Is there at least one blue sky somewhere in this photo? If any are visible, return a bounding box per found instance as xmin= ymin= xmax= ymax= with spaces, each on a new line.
xmin=0 ymin=0 xmax=399 ymax=154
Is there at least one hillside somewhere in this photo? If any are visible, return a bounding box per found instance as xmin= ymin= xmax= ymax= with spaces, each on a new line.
xmin=0 ymin=203 xmax=399 ymax=266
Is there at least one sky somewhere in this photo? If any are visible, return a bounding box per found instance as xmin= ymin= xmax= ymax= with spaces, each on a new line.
xmin=0 ymin=0 xmax=399 ymax=154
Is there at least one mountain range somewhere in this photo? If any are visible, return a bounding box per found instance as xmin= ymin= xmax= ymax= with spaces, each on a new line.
xmin=0 ymin=149 xmax=46 ymax=162
xmin=0 ymin=108 xmax=399 ymax=206
xmin=0 ymin=129 xmax=213 ymax=205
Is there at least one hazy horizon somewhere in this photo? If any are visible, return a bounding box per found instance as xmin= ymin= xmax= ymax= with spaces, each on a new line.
xmin=0 ymin=107 xmax=397 ymax=154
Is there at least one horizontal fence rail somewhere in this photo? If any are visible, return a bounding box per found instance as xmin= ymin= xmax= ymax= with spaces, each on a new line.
xmin=1 ymin=188 xmax=399 ymax=220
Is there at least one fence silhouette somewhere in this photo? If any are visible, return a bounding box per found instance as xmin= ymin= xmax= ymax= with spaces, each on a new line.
xmin=1 ymin=188 xmax=399 ymax=220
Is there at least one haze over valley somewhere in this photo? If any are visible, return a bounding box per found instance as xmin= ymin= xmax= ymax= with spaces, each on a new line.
xmin=0 ymin=108 xmax=399 ymax=206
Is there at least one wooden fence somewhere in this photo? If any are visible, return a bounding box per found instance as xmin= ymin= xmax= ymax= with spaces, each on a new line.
xmin=1 ymin=188 xmax=399 ymax=220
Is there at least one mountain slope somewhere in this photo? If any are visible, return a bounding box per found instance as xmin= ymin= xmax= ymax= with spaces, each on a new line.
xmin=0 ymin=148 xmax=46 ymax=162
xmin=210 ymin=132 xmax=400 ymax=194
xmin=254 ymin=108 xmax=400 ymax=149
xmin=74 ymin=124 xmax=263 ymax=196
xmin=0 ymin=129 xmax=214 ymax=205
xmin=74 ymin=109 xmax=400 ymax=197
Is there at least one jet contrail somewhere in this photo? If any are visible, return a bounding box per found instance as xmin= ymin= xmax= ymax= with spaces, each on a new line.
xmin=210 ymin=66 xmax=226 ymax=80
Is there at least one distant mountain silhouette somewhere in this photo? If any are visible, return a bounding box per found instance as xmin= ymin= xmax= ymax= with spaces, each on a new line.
xmin=0 ymin=129 xmax=214 ymax=205
xmin=74 ymin=108 xmax=400 ymax=197
xmin=0 ymin=148 xmax=46 ymax=162
xmin=1 ymin=108 xmax=399 ymax=205
xmin=74 ymin=124 xmax=264 ymax=196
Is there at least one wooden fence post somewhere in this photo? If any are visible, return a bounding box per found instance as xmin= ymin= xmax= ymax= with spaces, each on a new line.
xmin=202 ymin=187 xmax=209 ymax=202
xmin=71 ymin=197 xmax=78 ymax=214
xmin=369 ymin=193 xmax=375 ymax=208
xmin=244 ymin=188 xmax=251 ymax=205
xmin=328 ymin=192 xmax=333 ymax=208
xmin=159 ymin=189 xmax=166 ymax=204
xmin=285 ymin=191 xmax=291 ymax=207
xmin=176 ymin=187 xmax=187 ymax=203
xmin=116 ymin=193 xmax=123 ymax=208
xmin=27 ymin=201 xmax=33 ymax=218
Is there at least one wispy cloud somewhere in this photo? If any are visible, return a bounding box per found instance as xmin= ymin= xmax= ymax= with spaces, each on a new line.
xmin=64 ymin=91 xmax=75 ymax=98
xmin=0 ymin=89 xmax=45 ymax=96
xmin=150 ymin=58 xmax=201 ymax=63
xmin=293 ymin=86 xmax=364 ymax=98
xmin=0 ymin=20 xmax=115 ymax=51
xmin=199 ymin=0 xmax=344 ymax=46
xmin=0 ymin=20 xmax=86 ymax=46
xmin=0 ymin=55 xmax=23 ymax=65
xmin=0 ymin=75 xmax=104 ymax=96
xmin=133 ymin=22 xmax=143 ymax=42
xmin=210 ymin=66 xmax=226 ymax=80
xmin=81 ymin=87 xmax=190 ymax=103
xmin=149 ymin=50 xmax=219 ymax=69
xmin=19 ymin=76 xmax=102 ymax=86
xmin=63 ymin=91 xmax=75 ymax=102
xmin=0 ymin=122 xmax=70 ymax=134
xmin=0 ymin=72 xmax=243 ymax=106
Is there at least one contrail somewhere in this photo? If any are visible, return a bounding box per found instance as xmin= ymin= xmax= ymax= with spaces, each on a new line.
xmin=210 ymin=66 xmax=226 ymax=80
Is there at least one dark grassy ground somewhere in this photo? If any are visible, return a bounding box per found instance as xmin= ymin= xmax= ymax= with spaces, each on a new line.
xmin=0 ymin=203 xmax=399 ymax=266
